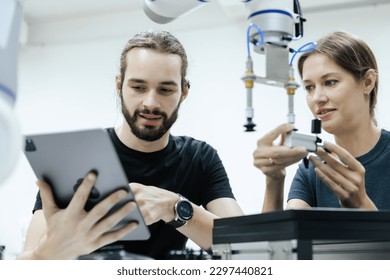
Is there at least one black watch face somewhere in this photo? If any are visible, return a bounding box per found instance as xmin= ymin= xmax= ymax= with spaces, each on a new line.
xmin=177 ymin=200 xmax=193 ymax=220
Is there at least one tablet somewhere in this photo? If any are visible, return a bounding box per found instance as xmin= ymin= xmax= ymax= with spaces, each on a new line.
xmin=24 ymin=128 xmax=150 ymax=241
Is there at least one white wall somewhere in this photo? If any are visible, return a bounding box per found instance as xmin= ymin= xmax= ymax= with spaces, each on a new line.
xmin=1 ymin=2 xmax=390 ymax=258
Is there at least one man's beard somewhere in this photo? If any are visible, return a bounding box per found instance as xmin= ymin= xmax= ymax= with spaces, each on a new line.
xmin=120 ymin=96 xmax=180 ymax=142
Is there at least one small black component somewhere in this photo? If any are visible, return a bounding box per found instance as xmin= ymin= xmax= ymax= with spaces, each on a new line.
xmin=25 ymin=138 xmax=36 ymax=152
xmin=303 ymin=157 xmax=309 ymax=169
xmin=311 ymin=119 xmax=321 ymax=134
xmin=244 ymin=118 xmax=256 ymax=132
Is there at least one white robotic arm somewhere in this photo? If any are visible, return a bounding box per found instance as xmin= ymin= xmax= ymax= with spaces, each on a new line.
xmin=0 ymin=0 xmax=22 ymax=184
xmin=142 ymin=0 xmax=207 ymax=24
xmin=142 ymin=0 xmax=320 ymax=151
xmin=143 ymin=0 xmax=304 ymax=45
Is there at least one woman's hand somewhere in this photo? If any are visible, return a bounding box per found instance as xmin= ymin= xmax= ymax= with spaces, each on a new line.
xmin=309 ymin=142 xmax=377 ymax=210
xmin=253 ymin=123 xmax=308 ymax=180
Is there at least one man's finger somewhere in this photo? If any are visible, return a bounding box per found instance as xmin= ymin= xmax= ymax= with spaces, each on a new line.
xmin=84 ymin=189 xmax=128 ymax=228
xmin=92 ymin=201 xmax=137 ymax=237
xmin=36 ymin=179 xmax=59 ymax=218
xmin=67 ymin=172 xmax=97 ymax=212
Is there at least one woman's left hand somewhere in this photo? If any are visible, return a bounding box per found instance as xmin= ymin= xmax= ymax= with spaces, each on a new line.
xmin=309 ymin=141 xmax=377 ymax=210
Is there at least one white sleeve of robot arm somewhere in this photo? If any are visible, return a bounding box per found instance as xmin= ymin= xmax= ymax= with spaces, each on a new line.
xmin=142 ymin=0 xmax=207 ymax=24
xmin=0 ymin=0 xmax=22 ymax=184
xmin=0 ymin=0 xmax=21 ymax=103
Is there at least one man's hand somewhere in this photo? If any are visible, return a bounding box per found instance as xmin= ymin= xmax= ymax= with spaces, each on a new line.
xmin=130 ymin=182 xmax=178 ymax=225
xmin=35 ymin=172 xmax=138 ymax=259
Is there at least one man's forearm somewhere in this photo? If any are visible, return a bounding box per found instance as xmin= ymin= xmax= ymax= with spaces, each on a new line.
xmin=177 ymin=204 xmax=217 ymax=250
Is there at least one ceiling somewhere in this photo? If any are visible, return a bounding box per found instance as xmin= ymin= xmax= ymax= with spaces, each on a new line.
xmin=20 ymin=0 xmax=390 ymax=24
xmin=20 ymin=0 xmax=142 ymax=23
xmin=16 ymin=0 xmax=390 ymax=45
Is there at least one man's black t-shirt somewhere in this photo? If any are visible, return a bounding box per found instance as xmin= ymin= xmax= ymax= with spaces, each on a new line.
xmin=33 ymin=128 xmax=235 ymax=259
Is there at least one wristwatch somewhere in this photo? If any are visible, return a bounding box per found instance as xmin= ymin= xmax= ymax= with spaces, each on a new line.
xmin=168 ymin=194 xmax=194 ymax=228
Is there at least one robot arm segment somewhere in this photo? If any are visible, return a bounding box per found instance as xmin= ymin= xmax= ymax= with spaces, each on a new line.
xmin=142 ymin=0 xmax=207 ymax=24
xmin=0 ymin=0 xmax=22 ymax=184
xmin=0 ymin=0 xmax=21 ymax=104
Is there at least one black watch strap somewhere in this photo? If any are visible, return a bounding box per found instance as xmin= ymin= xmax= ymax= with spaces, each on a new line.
xmin=167 ymin=219 xmax=186 ymax=228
